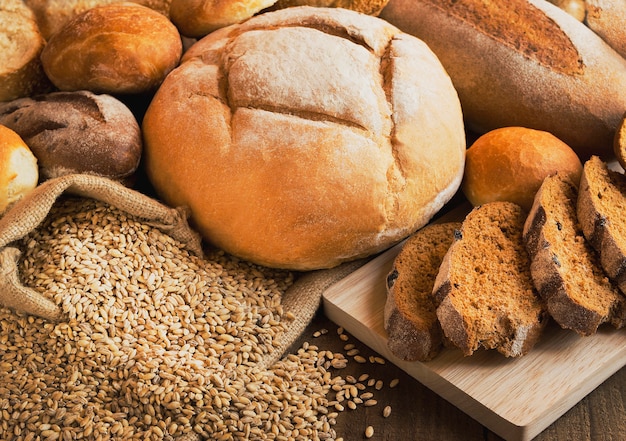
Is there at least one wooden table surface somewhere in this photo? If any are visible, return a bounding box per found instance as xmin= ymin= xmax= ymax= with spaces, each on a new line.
xmin=291 ymin=309 xmax=626 ymax=441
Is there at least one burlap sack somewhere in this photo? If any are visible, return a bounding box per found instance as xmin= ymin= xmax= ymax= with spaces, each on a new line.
xmin=0 ymin=173 xmax=365 ymax=356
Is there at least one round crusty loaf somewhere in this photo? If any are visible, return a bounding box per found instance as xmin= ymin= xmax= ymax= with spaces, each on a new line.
xmin=380 ymin=0 xmax=626 ymax=159
xmin=24 ymin=0 xmax=172 ymax=40
xmin=40 ymin=2 xmax=182 ymax=95
xmin=0 ymin=91 xmax=142 ymax=181
xmin=462 ymin=127 xmax=583 ymax=212
xmin=143 ymin=7 xmax=466 ymax=271
xmin=0 ymin=0 xmax=51 ymax=102
xmin=0 ymin=125 xmax=39 ymax=214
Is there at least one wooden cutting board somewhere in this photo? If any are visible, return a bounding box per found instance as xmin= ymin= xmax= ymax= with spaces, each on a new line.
xmin=322 ymin=239 xmax=626 ymax=441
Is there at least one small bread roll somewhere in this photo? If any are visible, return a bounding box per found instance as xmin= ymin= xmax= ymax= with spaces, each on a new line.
xmin=170 ymin=0 xmax=279 ymax=37
xmin=0 ymin=0 xmax=51 ymax=102
xmin=0 ymin=125 xmax=38 ymax=214
xmin=462 ymin=127 xmax=583 ymax=211
xmin=24 ymin=0 xmax=172 ymax=40
xmin=40 ymin=3 xmax=182 ymax=94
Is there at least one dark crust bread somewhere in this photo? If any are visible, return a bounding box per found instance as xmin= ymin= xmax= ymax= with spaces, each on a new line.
xmin=383 ymin=222 xmax=460 ymax=361
xmin=433 ymin=202 xmax=547 ymax=358
xmin=577 ymin=156 xmax=626 ymax=294
xmin=0 ymin=91 xmax=142 ymax=180
xmin=524 ymin=173 xmax=626 ymax=336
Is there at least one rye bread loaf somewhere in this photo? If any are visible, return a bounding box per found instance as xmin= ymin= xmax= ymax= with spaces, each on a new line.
xmin=524 ymin=173 xmax=626 ymax=336
xmin=379 ymin=0 xmax=626 ymax=159
xmin=433 ymin=202 xmax=548 ymax=357
xmin=577 ymin=156 xmax=626 ymax=296
xmin=142 ymin=7 xmax=466 ymax=271
xmin=0 ymin=91 xmax=142 ymax=181
xmin=0 ymin=0 xmax=51 ymax=102
xmin=384 ymin=222 xmax=460 ymax=362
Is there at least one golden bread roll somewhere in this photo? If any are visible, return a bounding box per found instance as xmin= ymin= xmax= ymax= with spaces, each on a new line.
xmin=0 ymin=0 xmax=51 ymax=102
xmin=380 ymin=0 xmax=626 ymax=159
xmin=614 ymin=112 xmax=626 ymax=171
xmin=169 ymin=0 xmax=279 ymax=37
xmin=40 ymin=2 xmax=182 ymax=94
xmin=547 ymin=0 xmax=586 ymax=21
xmin=462 ymin=127 xmax=583 ymax=212
xmin=0 ymin=125 xmax=38 ymax=214
xmin=143 ymin=7 xmax=466 ymax=270
xmin=271 ymin=0 xmax=389 ymax=17
xmin=23 ymin=0 xmax=172 ymax=40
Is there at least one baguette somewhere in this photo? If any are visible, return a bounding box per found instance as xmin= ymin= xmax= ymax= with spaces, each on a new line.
xmin=379 ymin=0 xmax=626 ymax=159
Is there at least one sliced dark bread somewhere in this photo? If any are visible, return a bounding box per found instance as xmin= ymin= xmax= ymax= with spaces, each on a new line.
xmin=577 ymin=156 xmax=626 ymax=296
xmin=433 ymin=201 xmax=548 ymax=357
xmin=384 ymin=222 xmax=461 ymax=362
xmin=524 ymin=172 xmax=626 ymax=336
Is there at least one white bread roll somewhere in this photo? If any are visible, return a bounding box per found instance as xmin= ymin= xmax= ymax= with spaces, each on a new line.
xmin=380 ymin=0 xmax=626 ymax=159
xmin=0 ymin=125 xmax=38 ymax=214
xmin=40 ymin=3 xmax=182 ymax=95
xmin=0 ymin=0 xmax=51 ymax=102
xmin=143 ymin=7 xmax=466 ymax=270
xmin=24 ymin=0 xmax=172 ymax=40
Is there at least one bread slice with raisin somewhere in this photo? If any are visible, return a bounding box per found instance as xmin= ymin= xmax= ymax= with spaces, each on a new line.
xmin=433 ymin=201 xmax=548 ymax=357
xmin=384 ymin=221 xmax=460 ymax=362
xmin=577 ymin=156 xmax=626 ymax=296
xmin=524 ymin=172 xmax=626 ymax=336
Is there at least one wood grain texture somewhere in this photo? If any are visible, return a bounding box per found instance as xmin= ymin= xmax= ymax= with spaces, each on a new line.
xmin=321 ymin=244 xmax=626 ymax=441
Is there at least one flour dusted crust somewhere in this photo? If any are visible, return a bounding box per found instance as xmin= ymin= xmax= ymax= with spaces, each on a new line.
xmin=586 ymin=0 xmax=626 ymax=59
xmin=142 ymin=7 xmax=466 ymax=270
xmin=384 ymin=222 xmax=460 ymax=362
xmin=524 ymin=173 xmax=626 ymax=336
xmin=433 ymin=202 xmax=547 ymax=357
xmin=0 ymin=91 xmax=142 ymax=181
xmin=380 ymin=0 xmax=626 ymax=159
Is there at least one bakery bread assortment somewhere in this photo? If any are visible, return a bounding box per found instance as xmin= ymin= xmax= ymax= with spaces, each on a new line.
xmin=577 ymin=156 xmax=626 ymax=296
xmin=432 ymin=202 xmax=548 ymax=357
xmin=524 ymin=173 xmax=626 ymax=336
xmin=384 ymin=222 xmax=460 ymax=362
xmin=379 ymin=0 xmax=626 ymax=159
xmin=462 ymin=127 xmax=583 ymax=212
xmin=40 ymin=3 xmax=183 ymax=95
xmin=4 ymin=0 xmax=626 ymax=362
xmin=0 ymin=0 xmax=51 ymax=102
xmin=0 ymin=125 xmax=39 ymax=214
xmin=0 ymin=91 xmax=142 ymax=181
xmin=142 ymin=6 xmax=466 ymax=271
xmin=23 ymin=0 xmax=172 ymax=40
